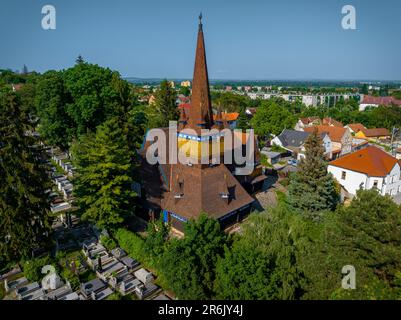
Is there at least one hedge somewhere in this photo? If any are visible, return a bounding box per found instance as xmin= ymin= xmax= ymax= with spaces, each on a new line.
xmin=114 ymin=229 xmax=145 ymax=261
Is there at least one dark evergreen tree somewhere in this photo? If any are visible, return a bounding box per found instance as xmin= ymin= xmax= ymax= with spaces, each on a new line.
xmin=75 ymin=55 xmax=85 ymax=64
xmin=71 ymin=118 xmax=137 ymax=229
xmin=0 ymin=87 xmax=52 ymax=263
xmin=236 ymin=106 xmax=249 ymax=130
xmin=21 ymin=64 xmax=29 ymax=75
xmin=288 ymin=129 xmax=339 ymax=218
xmin=147 ymin=80 xmax=178 ymax=128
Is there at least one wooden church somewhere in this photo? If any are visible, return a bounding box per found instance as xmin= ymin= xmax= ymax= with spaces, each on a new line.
xmin=138 ymin=15 xmax=266 ymax=232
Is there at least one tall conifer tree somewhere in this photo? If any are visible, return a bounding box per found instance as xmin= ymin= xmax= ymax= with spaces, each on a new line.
xmin=0 ymin=88 xmax=51 ymax=262
xmin=72 ymin=118 xmax=137 ymax=229
xmin=288 ymin=129 xmax=339 ymax=218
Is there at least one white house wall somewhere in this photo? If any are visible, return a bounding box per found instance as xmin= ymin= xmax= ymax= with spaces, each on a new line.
xmin=328 ymin=165 xmax=374 ymax=195
xmin=328 ymin=163 xmax=401 ymax=196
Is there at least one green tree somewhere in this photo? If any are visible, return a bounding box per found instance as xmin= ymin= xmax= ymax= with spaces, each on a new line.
xmin=251 ymin=100 xmax=296 ymax=137
xmin=35 ymin=71 xmax=73 ymax=149
xmin=179 ymin=86 xmax=190 ymax=96
xmin=147 ymin=80 xmax=178 ymax=128
xmin=143 ymin=218 xmax=169 ymax=267
xmin=360 ymin=84 xmax=369 ymax=95
xmin=215 ymin=206 xmax=305 ymax=300
xmin=288 ymin=129 xmax=339 ymax=218
xmin=299 ymin=189 xmax=401 ymax=299
xmin=159 ymin=214 xmax=227 ymax=299
xmin=0 ymin=88 xmax=52 ymax=263
xmin=63 ymin=62 xmax=125 ymax=136
xmin=236 ymin=107 xmax=249 ymax=130
xmin=72 ymin=118 xmax=137 ymax=229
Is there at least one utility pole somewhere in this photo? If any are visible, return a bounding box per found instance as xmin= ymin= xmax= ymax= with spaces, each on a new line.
xmin=390 ymin=127 xmax=400 ymax=156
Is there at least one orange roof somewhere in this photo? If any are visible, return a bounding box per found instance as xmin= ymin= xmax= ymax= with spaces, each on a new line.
xmin=346 ymin=123 xmax=366 ymax=133
xmin=322 ymin=118 xmax=343 ymax=127
xmin=360 ymin=128 xmax=390 ymax=137
xmin=213 ymin=112 xmax=239 ymax=122
xmin=299 ymin=117 xmax=321 ymax=125
xmin=304 ymin=125 xmax=347 ymax=143
xmin=329 ymin=146 xmax=399 ymax=177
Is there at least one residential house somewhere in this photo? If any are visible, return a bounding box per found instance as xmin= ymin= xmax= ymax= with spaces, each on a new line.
xmin=351 ymin=138 xmax=369 ymax=152
xmin=212 ymin=112 xmax=239 ymax=129
xmin=355 ymin=128 xmax=391 ymax=141
xmin=272 ymin=129 xmax=332 ymax=160
xmin=304 ymin=125 xmax=352 ymax=158
xmin=345 ymin=123 xmax=367 ymax=135
xmin=294 ymin=117 xmax=321 ymax=131
xmin=261 ymin=150 xmax=281 ymax=165
xmin=322 ymin=118 xmax=343 ymax=127
xmin=359 ymin=95 xmax=401 ymax=111
xmin=328 ymin=146 xmax=401 ymax=198
xmin=180 ymin=80 xmax=191 ymax=87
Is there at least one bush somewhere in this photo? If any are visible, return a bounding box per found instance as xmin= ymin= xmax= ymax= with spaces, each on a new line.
xmin=22 ymin=256 xmax=53 ymax=282
xmin=100 ymin=235 xmax=117 ymax=251
xmin=114 ymin=229 xmax=145 ymax=261
xmin=61 ymin=268 xmax=80 ymax=291
xmin=106 ymin=292 xmax=122 ymax=300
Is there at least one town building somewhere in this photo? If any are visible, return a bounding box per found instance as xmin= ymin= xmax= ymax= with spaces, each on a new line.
xmin=328 ymin=146 xmax=401 ymax=198
xmin=180 ymin=80 xmax=191 ymax=87
xmin=212 ymin=112 xmax=239 ymax=129
xmin=359 ymin=95 xmax=401 ymax=111
xmin=271 ymin=129 xmax=332 ymax=160
xmin=294 ymin=117 xmax=321 ymax=131
xmin=304 ymin=125 xmax=353 ymax=157
xmin=345 ymin=123 xmax=367 ymax=135
xmin=355 ymin=128 xmax=391 ymax=141
xmin=322 ymin=117 xmax=343 ymax=127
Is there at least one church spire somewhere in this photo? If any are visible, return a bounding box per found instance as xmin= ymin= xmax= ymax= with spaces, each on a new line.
xmin=188 ymin=13 xmax=213 ymax=132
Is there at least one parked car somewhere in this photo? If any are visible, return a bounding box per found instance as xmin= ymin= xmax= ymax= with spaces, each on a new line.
xmin=287 ymin=159 xmax=298 ymax=167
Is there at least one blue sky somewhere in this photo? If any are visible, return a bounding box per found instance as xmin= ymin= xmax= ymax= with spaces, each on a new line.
xmin=0 ymin=0 xmax=400 ymax=80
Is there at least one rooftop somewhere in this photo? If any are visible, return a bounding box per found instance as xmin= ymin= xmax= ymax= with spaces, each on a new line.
xmin=329 ymin=146 xmax=399 ymax=177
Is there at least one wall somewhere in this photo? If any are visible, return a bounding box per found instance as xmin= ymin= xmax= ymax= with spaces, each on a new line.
xmin=328 ymin=165 xmax=373 ymax=195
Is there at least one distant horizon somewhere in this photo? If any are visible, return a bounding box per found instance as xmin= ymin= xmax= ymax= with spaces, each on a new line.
xmin=125 ymin=76 xmax=401 ymax=83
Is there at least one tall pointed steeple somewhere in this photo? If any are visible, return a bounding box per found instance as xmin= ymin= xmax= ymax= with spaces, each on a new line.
xmin=188 ymin=13 xmax=214 ymax=132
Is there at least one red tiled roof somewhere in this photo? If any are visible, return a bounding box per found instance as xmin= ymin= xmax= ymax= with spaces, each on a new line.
xmin=361 ymin=95 xmax=401 ymax=106
xmin=322 ymin=118 xmax=343 ymax=127
xmin=299 ymin=117 xmax=321 ymax=125
xmin=329 ymin=146 xmax=398 ymax=177
xmin=346 ymin=123 xmax=366 ymax=133
xmin=178 ymin=103 xmax=191 ymax=109
xmin=304 ymin=125 xmax=348 ymax=143
xmin=213 ymin=112 xmax=239 ymax=122
xmin=360 ymin=128 xmax=390 ymax=137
